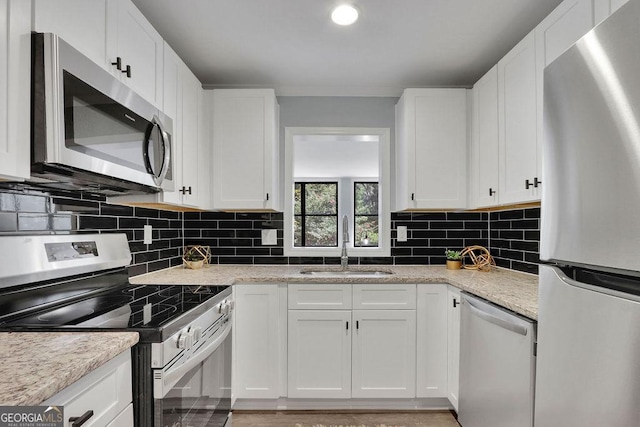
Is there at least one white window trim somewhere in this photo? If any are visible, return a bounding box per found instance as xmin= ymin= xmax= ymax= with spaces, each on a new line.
xmin=284 ymin=127 xmax=391 ymax=257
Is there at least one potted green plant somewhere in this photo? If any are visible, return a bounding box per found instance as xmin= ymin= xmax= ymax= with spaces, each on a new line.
xmin=182 ymin=245 xmax=210 ymax=269
xmin=445 ymin=249 xmax=463 ymax=270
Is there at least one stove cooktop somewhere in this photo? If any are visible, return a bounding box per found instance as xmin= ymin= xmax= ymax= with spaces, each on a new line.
xmin=0 ymin=272 xmax=230 ymax=342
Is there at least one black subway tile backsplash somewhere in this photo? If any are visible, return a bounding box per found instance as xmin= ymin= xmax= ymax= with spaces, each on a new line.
xmin=0 ymin=187 xmax=542 ymax=275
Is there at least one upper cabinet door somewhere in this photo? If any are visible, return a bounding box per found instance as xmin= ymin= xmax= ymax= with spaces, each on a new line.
xmin=107 ymin=0 xmax=163 ymax=108
xmin=395 ymin=88 xmax=467 ymax=210
xmin=470 ymin=66 xmax=500 ymax=209
xmin=33 ymin=0 xmax=109 ymax=70
xmin=594 ymin=0 xmax=630 ymax=25
xmin=498 ymin=31 xmax=539 ymax=205
xmin=211 ymin=89 xmax=280 ymax=211
xmin=0 ymin=0 xmax=30 ymax=181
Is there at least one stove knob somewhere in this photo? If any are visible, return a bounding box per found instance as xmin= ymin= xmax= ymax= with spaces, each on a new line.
xmin=193 ymin=327 xmax=203 ymax=341
xmin=177 ymin=333 xmax=188 ymax=349
xmin=220 ymin=302 xmax=230 ymax=315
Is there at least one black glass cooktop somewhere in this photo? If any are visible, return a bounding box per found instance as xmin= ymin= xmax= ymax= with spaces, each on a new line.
xmin=0 ymin=270 xmax=229 ymax=342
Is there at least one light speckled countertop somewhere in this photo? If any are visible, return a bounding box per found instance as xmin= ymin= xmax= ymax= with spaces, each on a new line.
xmin=0 ymin=332 xmax=139 ymax=406
xmin=131 ymin=264 xmax=539 ymax=319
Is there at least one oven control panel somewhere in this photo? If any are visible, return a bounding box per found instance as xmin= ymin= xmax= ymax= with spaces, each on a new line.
xmin=45 ymin=241 xmax=99 ymax=262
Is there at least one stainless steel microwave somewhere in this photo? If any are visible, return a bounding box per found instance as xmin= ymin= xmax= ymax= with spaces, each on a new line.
xmin=31 ymin=33 xmax=173 ymax=195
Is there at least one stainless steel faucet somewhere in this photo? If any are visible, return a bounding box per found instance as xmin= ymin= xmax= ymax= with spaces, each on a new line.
xmin=341 ymin=215 xmax=349 ymax=270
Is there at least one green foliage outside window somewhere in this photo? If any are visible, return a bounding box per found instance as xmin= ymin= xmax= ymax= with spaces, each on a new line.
xmin=294 ymin=182 xmax=338 ymax=247
xmin=354 ymin=182 xmax=379 ymax=247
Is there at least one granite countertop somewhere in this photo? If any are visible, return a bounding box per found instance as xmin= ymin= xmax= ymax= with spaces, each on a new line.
xmin=131 ymin=264 xmax=539 ymax=319
xmin=0 ymin=332 xmax=139 ymax=406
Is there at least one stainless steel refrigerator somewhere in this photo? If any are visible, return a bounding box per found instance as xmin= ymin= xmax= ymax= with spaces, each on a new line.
xmin=537 ymin=0 xmax=640 ymax=425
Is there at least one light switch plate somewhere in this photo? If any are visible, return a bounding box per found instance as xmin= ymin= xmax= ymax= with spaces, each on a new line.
xmin=397 ymin=226 xmax=408 ymax=242
xmin=143 ymin=225 xmax=152 ymax=244
xmin=261 ymin=229 xmax=277 ymax=245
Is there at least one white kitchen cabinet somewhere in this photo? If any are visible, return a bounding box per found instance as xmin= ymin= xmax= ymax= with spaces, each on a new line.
xmin=469 ymin=65 xmax=500 ymax=208
xmin=497 ymin=31 xmax=540 ymax=205
xmin=288 ymin=310 xmax=352 ymax=398
xmin=108 ymin=44 xmax=208 ymax=210
xmin=34 ymin=0 xmax=163 ymax=108
xmin=167 ymin=46 xmax=203 ymax=207
xmin=0 ymin=0 xmax=30 ymax=181
xmin=33 ymin=0 xmax=109 ymax=70
xmin=287 ymin=284 xmax=416 ymax=399
xmin=595 ymin=0 xmax=630 ymax=25
xmin=535 ymin=0 xmax=594 ymax=69
xmin=42 ymin=351 xmax=133 ymax=427
xmin=106 ymin=0 xmax=163 ymax=107
xmin=211 ymin=89 xmax=281 ymax=211
xmin=288 ymin=284 xmax=352 ymax=310
xmin=395 ymin=88 xmax=467 ymax=210
xmin=447 ymin=286 xmax=461 ymax=411
xmin=352 ymin=309 xmax=416 ymax=398
xmin=416 ymin=284 xmax=448 ymax=398
xmin=233 ymin=284 xmax=286 ymax=399
xmin=353 ymin=284 xmax=416 ymax=310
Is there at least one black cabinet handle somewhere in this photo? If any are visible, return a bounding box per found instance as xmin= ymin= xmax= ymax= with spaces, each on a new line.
xmin=111 ymin=57 xmax=122 ymax=70
xmin=534 ymin=177 xmax=542 ymax=188
xmin=180 ymin=186 xmax=192 ymax=195
xmin=453 ymin=298 xmax=460 ymax=308
xmin=411 ymin=193 xmax=415 ymax=201
xmin=489 ymin=187 xmax=495 ymax=196
xmin=266 ymin=193 xmax=269 ymax=201
xmin=69 ymin=410 xmax=94 ymax=427
xmin=122 ymin=64 xmax=132 ymax=78
xmin=525 ymin=179 xmax=532 ymax=189
xmin=356 ymin=320 xmax=359 ymax=330
xmin=346 ymin=321 xmax=349 ymax=330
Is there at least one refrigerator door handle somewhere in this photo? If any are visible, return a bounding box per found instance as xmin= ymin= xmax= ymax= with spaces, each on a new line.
xmin=465 ymin=297 xmax=528 ymax=336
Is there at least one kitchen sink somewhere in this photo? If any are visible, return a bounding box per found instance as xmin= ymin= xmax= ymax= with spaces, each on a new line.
xmin=299 ymin=270 xmax=393 ymax=277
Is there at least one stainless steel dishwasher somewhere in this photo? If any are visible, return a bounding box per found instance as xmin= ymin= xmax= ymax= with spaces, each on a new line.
xmin=458 ymin=292 xmax=537 ymax=427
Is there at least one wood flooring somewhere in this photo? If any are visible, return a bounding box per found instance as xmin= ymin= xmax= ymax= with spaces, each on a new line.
xmin=231 ymin=410 xmax=460 ymax=427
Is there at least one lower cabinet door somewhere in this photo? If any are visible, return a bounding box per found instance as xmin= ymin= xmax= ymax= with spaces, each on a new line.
xmin=106 ymin=403 xmax=133 ymax=427
xmin=352 ymin=310 xmax=416 ymax=398
xmin=416 ymin=284 xmax=448 ymax=398
xmin=288 ymin=310 xmax=352 ymax=398
xmin=233 ymin=284 xmax=282 ymax=399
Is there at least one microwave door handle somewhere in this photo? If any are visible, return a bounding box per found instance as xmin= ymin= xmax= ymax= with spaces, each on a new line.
xmin=154 ymin=117 xmax=171 ymax=185
xmin=143 ymin=117 xmax=171 ymax=185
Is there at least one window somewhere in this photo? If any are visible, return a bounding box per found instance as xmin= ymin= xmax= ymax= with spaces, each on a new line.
xmin=284 ymin=127 xmax=391 ymax=257
xmin=294 ymin=182 xmax=338 ymax=247
xmin=354 ymin=182 xmax=379 ymax=247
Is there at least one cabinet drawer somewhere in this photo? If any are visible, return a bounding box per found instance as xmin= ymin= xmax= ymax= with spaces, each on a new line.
xmin=288 ymin=284 xmax=352 ymax=310
xmin=352 ymin=284 xmax=416 ymax=310
xmin=42 ymin=351 xmax=132 ymax=427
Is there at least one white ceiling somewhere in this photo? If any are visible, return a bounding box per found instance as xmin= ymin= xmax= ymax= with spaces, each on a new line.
xmin=293 ymin=135 xmax=379 ymax=178
xmin=132 ymin=0 xmax=563 ymax=96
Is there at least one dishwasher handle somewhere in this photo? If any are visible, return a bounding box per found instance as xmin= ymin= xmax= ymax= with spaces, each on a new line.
xmin=464 ymin=295 xmax=528 ymax=336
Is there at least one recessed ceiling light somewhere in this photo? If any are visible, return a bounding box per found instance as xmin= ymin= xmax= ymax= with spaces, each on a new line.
xmin=331 ymin=4 xmax=359 ymax=26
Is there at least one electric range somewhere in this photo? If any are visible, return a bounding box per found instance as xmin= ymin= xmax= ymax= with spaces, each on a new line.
xmin=0 ymin=234 xmax=233 ymax=427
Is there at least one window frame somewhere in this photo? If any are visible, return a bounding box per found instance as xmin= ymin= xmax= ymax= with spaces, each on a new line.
xmin=353 ymin=181 xmax=379 ymax=248
xmin=294 ymin=181 xmax=339 ymax=247
xmin=283 ymin=127 xmax=391 ymax=258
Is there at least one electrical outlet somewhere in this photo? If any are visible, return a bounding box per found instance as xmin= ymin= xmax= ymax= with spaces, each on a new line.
xmin=397 ymin=226 xmax=408 ymax=242
xmin=143 ymin=225 xmax=152 ymax=244
xmin=261 ymin=229 xmax=277 ymax=245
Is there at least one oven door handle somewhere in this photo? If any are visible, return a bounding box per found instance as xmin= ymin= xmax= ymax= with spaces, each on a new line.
xmin=155 ymin=320 xmax=231 ymax=399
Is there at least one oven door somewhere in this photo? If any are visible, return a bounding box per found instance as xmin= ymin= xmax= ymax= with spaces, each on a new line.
xmin=154 ymin=318 xmax=232 ymax=427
